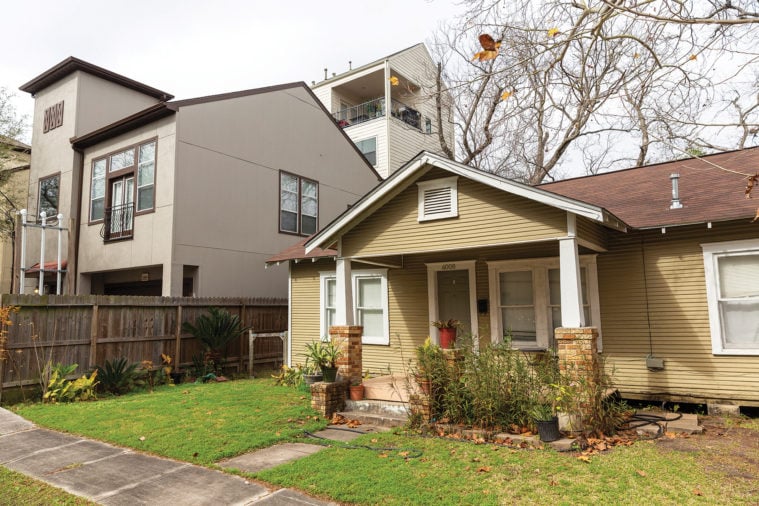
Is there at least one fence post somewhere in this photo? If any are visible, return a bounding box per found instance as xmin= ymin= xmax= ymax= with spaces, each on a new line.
xmin=89 ymin=304 xmax=99 ymax=368
xmin=239 ymin=301 xmax=246 ymax=371
xmin=174 ymin=305 xmax=182 ymax=366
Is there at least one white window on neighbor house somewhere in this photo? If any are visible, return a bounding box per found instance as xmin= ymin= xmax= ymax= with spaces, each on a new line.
xmin=320 ymin=269 xmax=389 ymax=345
xmin=487 ymin=256 xmax=601 ymax=350
xmin=702 ymin=239 xmax=759 ymax=355
xmin=417 ymin=176 xmax=458 ymax=222
xmin=279 ymin=172 xmax=318 ymax=236
xmin=355 ymin=137 xmax=377 ymax=166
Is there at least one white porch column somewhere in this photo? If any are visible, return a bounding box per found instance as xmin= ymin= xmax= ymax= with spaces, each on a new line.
xmin=558 ymin=213 xmax=585 ymax=327
xmin=335 ymin=239 xmax=354 ymax=325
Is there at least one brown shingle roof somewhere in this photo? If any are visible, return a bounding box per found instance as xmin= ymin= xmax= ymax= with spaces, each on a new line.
xmin=539 ymin=148 xmax=759 ymax=229
xmin=266 ymin=237 xmax=337 ymax=264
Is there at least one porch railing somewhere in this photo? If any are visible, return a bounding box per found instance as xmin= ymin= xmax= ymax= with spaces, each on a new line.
xmin=333 ymin=97 xmax=422 ymax=130
xmin=101 ymin=203 xmax=134 ymax=241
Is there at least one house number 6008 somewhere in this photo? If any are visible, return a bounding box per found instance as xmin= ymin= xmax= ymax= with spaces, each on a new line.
xmin=442 ymin=263 xmax=456 ymax=270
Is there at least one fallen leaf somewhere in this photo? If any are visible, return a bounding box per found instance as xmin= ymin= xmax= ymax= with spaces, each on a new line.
xmin=371 ymin=438 xmax=379 ymax=443
xmin=399 ymin=451 xmax=410 ymax=457
xmin=752 ymin=208 xmax=759 ymax=223
xmin=636 ymin=470 xmax=647 ymax=477
xmin=693 ymin=488 xmax=703 ymax=496
xmin=378 ymin=453 xmax=388 ymax=458
xmin=549 ymin=479 xmax=559 ymax=486
xmin=548 ymin=27 xmax=560 ymax=37
xmin=472 ymin=457 xmax=480 ymax=462
xmin=477 ymin=466 xmax=492 ymax=473
xmin=138 ymin=436 xmax=146 ymax=441
xmin=389 ymin=76 xmax=399 ymax=86
xmin=577 ymin=455 xmax=591 ymax=463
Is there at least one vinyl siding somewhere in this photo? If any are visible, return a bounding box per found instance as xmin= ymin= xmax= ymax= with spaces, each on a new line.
xmin=290 ymin=261 xmax=324 ymax=367
xmin=342 ymin=171 xmax=566 ymax=257
xmin=344 ymin=121 xmax=387 ymax=177
xmin=576 ymin=216 xmax=608 ymax=251
xmin=598 ymin=221 xmax=759 ymax=405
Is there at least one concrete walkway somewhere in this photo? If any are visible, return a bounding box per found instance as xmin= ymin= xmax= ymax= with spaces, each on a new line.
xmin=0 ymin=407 xmax=371 ymax=505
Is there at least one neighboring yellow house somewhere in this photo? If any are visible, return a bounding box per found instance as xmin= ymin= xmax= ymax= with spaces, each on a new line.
xmin=0 ymin=136 xmax=31 ymax=293
xmin=268 ymin=148 xmax=759 ymax=408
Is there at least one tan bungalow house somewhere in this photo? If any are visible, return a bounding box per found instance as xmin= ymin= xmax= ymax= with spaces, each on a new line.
xmin=19 ymin=57 xmax=380 ymax=297
xmin=268 ymin=148 xmax=759 ymax=407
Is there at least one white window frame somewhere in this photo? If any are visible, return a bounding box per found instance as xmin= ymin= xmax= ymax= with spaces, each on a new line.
xmin=417 ymin=176 xmax=458 ymax=222
xmin=487 ymin=255 xmax=601 ymax=350
xmin=320 ymin=269 xmax=389 ymax=345
xmin=355 ymin=137 xmax=377 ymax=166
xmin=702 ymin=238 xmax=759 ymax=355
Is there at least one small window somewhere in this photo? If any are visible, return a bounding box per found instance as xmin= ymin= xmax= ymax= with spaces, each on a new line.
xmin=355 ymin=137 xmax=377 ymax=166
xmin=38 ymin=174 xmax=60 ymax=217
xmin=425 ymin=118 xmax=432 ymax=134
xmin=702 ymin=239 xmax=759 ymax=354
xmin=320 ymin=269 xmax=389 ymax=345
xmin=280 ymin=172 xmax=318 ymax=236
xmin=417 ymin=176 xmax=458 ymax=221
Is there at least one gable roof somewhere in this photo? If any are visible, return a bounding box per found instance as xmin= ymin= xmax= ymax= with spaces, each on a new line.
xmin=265 ymin=237 xmax=337 ymax=264
xmin=304 ymin=151 xmax=627 ymax=255
xmin=540 ymin=148 xmax=759 ymax=229
xmin=20 ymin=56 xmax=173 ymax=101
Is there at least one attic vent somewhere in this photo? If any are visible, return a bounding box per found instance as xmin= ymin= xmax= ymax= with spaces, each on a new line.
xmin=417 ymin=176 xmax=458 ymax=222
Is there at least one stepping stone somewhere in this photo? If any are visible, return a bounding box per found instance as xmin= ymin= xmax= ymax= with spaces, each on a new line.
xmin=219 ymin=443 xmax=323 ymax=473
xmin=310 ymin=425 xmax=384 ymax=442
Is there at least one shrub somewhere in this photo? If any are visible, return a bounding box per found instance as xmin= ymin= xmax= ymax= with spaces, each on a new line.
xmin=43 ymin=363 xmax=98 ymax=403
xmin=95 ymin=358 xmax=144 ymax=395
xmin=182 ymin=308 xmax=249 ymax=373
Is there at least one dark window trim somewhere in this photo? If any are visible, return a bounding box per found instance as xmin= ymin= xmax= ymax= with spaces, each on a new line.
xmin=88 ymin=137 xmax=158 ymax=227
xmin=278 ymin=171 xmax=319 ymax=237
xmin=37 ymin=172 xmax=61 ymax=218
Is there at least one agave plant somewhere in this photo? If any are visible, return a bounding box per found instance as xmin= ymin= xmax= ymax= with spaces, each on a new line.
xmin=95 ymin=357 xmax=144 ymax=395
xmin=182 ymin=308 xmax=250 ymax=371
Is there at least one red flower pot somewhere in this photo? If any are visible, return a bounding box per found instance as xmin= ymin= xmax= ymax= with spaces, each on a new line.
xmin=439 ymin=328 xmax=457 ymax=349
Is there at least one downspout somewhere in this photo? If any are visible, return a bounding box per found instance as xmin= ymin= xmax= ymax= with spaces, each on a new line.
xmin=71 ymin=146 xmax=84 ymax=295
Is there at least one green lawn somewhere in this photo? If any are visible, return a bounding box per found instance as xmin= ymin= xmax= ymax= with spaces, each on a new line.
xmin=10 ymin=379 xmax=759 ymax=505
xmin=0 ymin=466 xmax=96 ymax=506
xmin=256 ymin=431 xmax=758 ymax=505
xmin=14 ymin=378 xmax=327 ymax=464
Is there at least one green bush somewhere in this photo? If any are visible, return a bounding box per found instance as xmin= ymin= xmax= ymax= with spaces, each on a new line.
xmin=95 ymin=358 xmax=144 ymax=395
xmin=43 ymin=363 xmax=98 ymax=403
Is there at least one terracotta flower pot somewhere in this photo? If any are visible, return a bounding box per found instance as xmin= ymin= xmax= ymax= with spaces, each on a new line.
xmin=349 ymin=384 xmax=365 ymax=400
xmin=439 ymin=328 xmax=457 ymax=349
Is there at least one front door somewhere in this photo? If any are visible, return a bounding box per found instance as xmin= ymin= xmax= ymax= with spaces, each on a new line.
xmin=437 ymin=269 xmax=472 ymax=335
xmin=110 ymin=177 xmax=134 ymax=237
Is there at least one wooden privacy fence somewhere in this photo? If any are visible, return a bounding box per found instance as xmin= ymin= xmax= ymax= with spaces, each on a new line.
xmin=0 ymin=294 xmax=287 ymax=393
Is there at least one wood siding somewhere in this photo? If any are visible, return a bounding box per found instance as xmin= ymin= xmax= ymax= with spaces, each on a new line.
xmin=598 ymin=221 xmax=759 ymax=405
xmin=576 ymin=216 xmax=608 ymax=251
xmin=342 ymin=172 xmax=566 ymax=257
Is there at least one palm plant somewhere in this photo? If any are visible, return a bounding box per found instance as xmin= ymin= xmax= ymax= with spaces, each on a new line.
xmin=182 ymin=308 xmax=250 ymax=373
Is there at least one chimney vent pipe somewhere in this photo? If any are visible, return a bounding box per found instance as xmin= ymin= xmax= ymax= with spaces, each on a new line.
xmin=670 ymin=173 xmax=683 ymax=209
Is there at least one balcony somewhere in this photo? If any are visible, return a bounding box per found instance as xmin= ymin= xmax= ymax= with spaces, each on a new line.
xmin=100 ymin=203 xmax=134 ymax=241
xmin=333 ymin=97 xmax=422 ymax=130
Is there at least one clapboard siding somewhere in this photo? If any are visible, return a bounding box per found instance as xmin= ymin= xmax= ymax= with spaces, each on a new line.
xmin=598 ymin=221 xmax=759 ymax=404
xmin=342 ymin=173 xmax=566 ymax=257
xmin=577 ymin=216 xmax=607 ymax=250
xmin=289 ymin=261 xmax=324 ymax=367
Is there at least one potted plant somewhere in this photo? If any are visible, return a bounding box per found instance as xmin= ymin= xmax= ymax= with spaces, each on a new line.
xmin=349 ymin=379 xmax=365 ymax=400
xmin=304 ymin=339 xmax=343 ymax=382
xmin=530 ymin=403 xmax=561 ymax=442
xmin=431 ymin=319 xmax=462 ymax=349
xmin=302 ymin=361 xmax=323 ymax=384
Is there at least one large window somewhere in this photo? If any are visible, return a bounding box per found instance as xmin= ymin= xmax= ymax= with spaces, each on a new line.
xmin=702 ymin=239 xmax=759 ymax=355
xmin=320 ymin=269 xmax=389 ymax=345
xmin=38 ymin=174 xmax=60 ymax=217
xmin=90 ymin=139 xmax=157 ymax=226
xmin=488 ymin=256 xmax=601 ymax=349
xmin=355 ymin=137 xmax=377 ymax=166
xmin=280 ymin=172 xmax=318 ymax=236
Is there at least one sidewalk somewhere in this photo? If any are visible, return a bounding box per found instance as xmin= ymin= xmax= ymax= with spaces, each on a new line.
xmin=0 ymin=407 xmax=367 ymax=505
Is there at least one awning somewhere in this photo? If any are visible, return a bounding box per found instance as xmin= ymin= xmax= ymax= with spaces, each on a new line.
xmin=25 ymin=260 xmax=68 ymax=273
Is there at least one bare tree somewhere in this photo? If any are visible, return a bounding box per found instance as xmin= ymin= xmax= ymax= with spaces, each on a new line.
xmin=429 ymin=0 xmax=759 ymax=183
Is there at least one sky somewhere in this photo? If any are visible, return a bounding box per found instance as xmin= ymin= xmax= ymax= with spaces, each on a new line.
xmin=3 ymin=0 xmax=463 ymax=142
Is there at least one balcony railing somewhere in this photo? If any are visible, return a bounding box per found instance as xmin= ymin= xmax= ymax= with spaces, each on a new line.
xmin=100 ymin=203 xmax=134 ymax=241
xmin=333 ymin=97 xmax=422 ymax=131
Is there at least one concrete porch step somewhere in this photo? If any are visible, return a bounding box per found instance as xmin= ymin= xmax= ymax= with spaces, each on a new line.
xmin=631 ymin=411 xmax=703 ymax=435
xmin=337 ymin=399 xmax=410 ymax=428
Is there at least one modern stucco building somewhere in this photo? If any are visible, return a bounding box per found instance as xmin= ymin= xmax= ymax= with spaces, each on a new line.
xmin=311 ymin=44 xmax=454 ymax=179
xmin=18 ymin=57 xmax=380 ymax=297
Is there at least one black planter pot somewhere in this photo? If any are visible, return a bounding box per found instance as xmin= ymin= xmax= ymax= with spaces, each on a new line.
xmin=535 ymin=416 xmax=561 ymax=442
xmin=303 ymin=373 xmax=323 ymax=385
xmin=170 ymin=372 xmax=183 ymax=385
xmin=322 ymin=366 xmax=338 ymax=383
